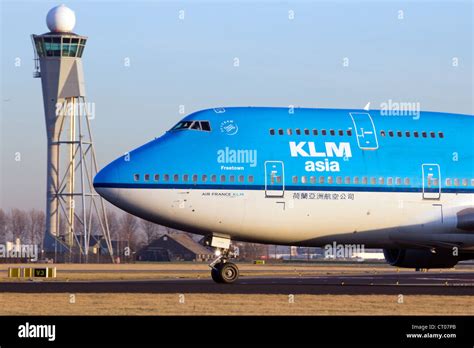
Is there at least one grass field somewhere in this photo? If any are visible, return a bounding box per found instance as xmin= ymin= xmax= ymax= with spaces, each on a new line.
xmin=0 ymin=293 xmax=471 ymax=315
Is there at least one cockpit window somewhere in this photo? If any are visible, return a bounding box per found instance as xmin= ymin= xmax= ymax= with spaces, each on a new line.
xmin=170 ymin=120 xmax=211 ymax=132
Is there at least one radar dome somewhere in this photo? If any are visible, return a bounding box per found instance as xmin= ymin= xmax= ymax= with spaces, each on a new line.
xmin=46 ymin=5 xmax=76 ymax=33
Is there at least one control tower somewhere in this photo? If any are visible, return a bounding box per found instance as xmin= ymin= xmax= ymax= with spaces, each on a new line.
xmin=31 ymin=5 xmax=113 ymax=261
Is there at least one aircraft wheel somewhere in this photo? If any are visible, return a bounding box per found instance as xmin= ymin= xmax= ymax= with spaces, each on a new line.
xmin=211 ymin=266 xmax=223 ymax=283
xmin=217 ymin=262 xmax=239 ymax=284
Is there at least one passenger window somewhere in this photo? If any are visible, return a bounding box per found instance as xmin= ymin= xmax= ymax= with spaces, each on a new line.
xmin=310 ymin=176 xmax=316 ymax=184
xmin=202 ymin=174 xmax=207 ymax=182
xmin=462 ymin=178 xmax=468 ymax=186
xmin=173 ymin=174 xmax=179 ymax=182
xmin=388 ymin=131 xmax=394 ymax=137
xmin=397 ymin=131 xmax=402 ymax=137
xmin=296 ymin=129 xmax=301 ymax=135
xmin=301 ymin=176 xmax=307 ymax=184
xmin=379 ymin=177 xmax=384 ymax=185
xmin=422 ymin=132 xmax=427 ymax=138
xmin=270 ymin=129 xmax=275 ymax=135
xmin=304 ymin=129 xmax=310 ymax=135
xmin=430 ymin=131 xmax=435 ymax=138
xmin=438 ymin=132 xmax=444 ymax=138
xmin=454 ymin=178 xmax=459 ymax=186
xmin=313 ymin=129 xmax=318 ymax=136
xmin=220 ymin=175 xmax=226 ymax=182
xmin=163 ymin=174 xmax=169 ymax=182
xmin=292 ymin=176 xmax=298 ymax=184
xmin=347 ymin=130 xmax=352 ymax=136
xmin=321 ymin=130 xmax=327 ymax=136
xmin=395 ymin=177 xmax=401 ymax=185
xmin=211 ymin=175 xmax=217 ymax=183
xmin=362 ymin=177 xmax=368 ymax=184
xmin=338 ymin=130 xmax=344 ymax=136
xmin=380 ymin=130 xmax=386 ymax=137
xmin=319 ymin=176 xmax=325 ymax=184
xmin=405 ymin=131 xmax=410 ymax=137
xmin=387 ymin=177 xmax=393 ymax=185
xmin=287 ymin=129 xmax=293 ymax=135
xmin=353 ymin=177 xmax=359 ymax=184
xmin=471 ymin=179 xmax=474 ymax=186
xmin=229 ymin=175 xmax=235 ymax=183
xmin=370 ymin=177 xmax=376 ymax=185
xmin=414 ymin=131 xmax=419 ymax=138
xmin=134 ymin=174 xmax=139 ymax=181
xmin=344 ymin=177 xmax=350 ymax=184
xmin=278 ymin=129 xmax=284 ymax=135
xmin=144 ymin=174 xmax=150 ymax=181
xmin=154 ymin=174 xmax=159 ymax=181
xmin=248 ymin=175 xmax=254 ymax=183
xmin=445 ymin=178 xmax=451 ymax=186
xmin=336 ymin=176 xmax=342 ymax=184
xmin=330 ymin=130 xmax=335 ymax=136
xmin=183 ymin=174 xmax=189 ymax=182
xmin=327 ymin=176 xmax=333 ymax=184
xmin=192 ymin=174 xmax=198 ymax=182
xmin=239 ymin=175 xmax=244 ymax=183
xmin=404 ymin=178 xmax=410 ymax=185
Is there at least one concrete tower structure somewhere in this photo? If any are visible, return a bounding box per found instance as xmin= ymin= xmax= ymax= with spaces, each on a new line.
xmin=31 ymin=5 xmax=113 ymax=261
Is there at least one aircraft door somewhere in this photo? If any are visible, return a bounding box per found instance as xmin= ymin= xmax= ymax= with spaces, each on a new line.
xmin=350 ymin=112 xmax=379 ymax=150
xmin=422 ymin=164 xmax=441 ymax=200
xmin=265 ymin=161 xmax=285 ymax=197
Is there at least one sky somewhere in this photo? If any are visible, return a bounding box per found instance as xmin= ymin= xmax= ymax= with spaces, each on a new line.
xmin=1 ymin=0 xmax=473 ymax=210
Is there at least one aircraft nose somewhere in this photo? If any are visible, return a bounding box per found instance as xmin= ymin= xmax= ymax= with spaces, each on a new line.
xmin=93 ymin=160 xmax=121 ymax=203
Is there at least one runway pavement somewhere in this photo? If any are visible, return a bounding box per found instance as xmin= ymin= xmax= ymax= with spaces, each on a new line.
xmin=0 ymin=272 xmax=473 ymax=295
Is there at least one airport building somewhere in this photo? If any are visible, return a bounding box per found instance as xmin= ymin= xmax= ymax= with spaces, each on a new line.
xmin=137 ymin=234 xmax=214 ymax=262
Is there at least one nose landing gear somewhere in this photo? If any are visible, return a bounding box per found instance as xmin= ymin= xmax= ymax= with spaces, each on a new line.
xmin=205 ymin=235 xmax=239 ymax=284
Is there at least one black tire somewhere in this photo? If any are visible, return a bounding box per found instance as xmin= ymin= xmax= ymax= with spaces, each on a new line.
xmin=211 ymin=266 xmax=223 ymax=283
xmin=218 ymin=262 xmax=239 ymax=284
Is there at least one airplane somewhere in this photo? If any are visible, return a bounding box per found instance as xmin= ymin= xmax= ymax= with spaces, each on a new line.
xmin=93 ymin=107 xmax=474 ymax=283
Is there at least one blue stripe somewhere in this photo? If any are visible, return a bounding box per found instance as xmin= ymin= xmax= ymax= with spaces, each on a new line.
xmin=93 ymin=182 xmax=474 ymax=194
